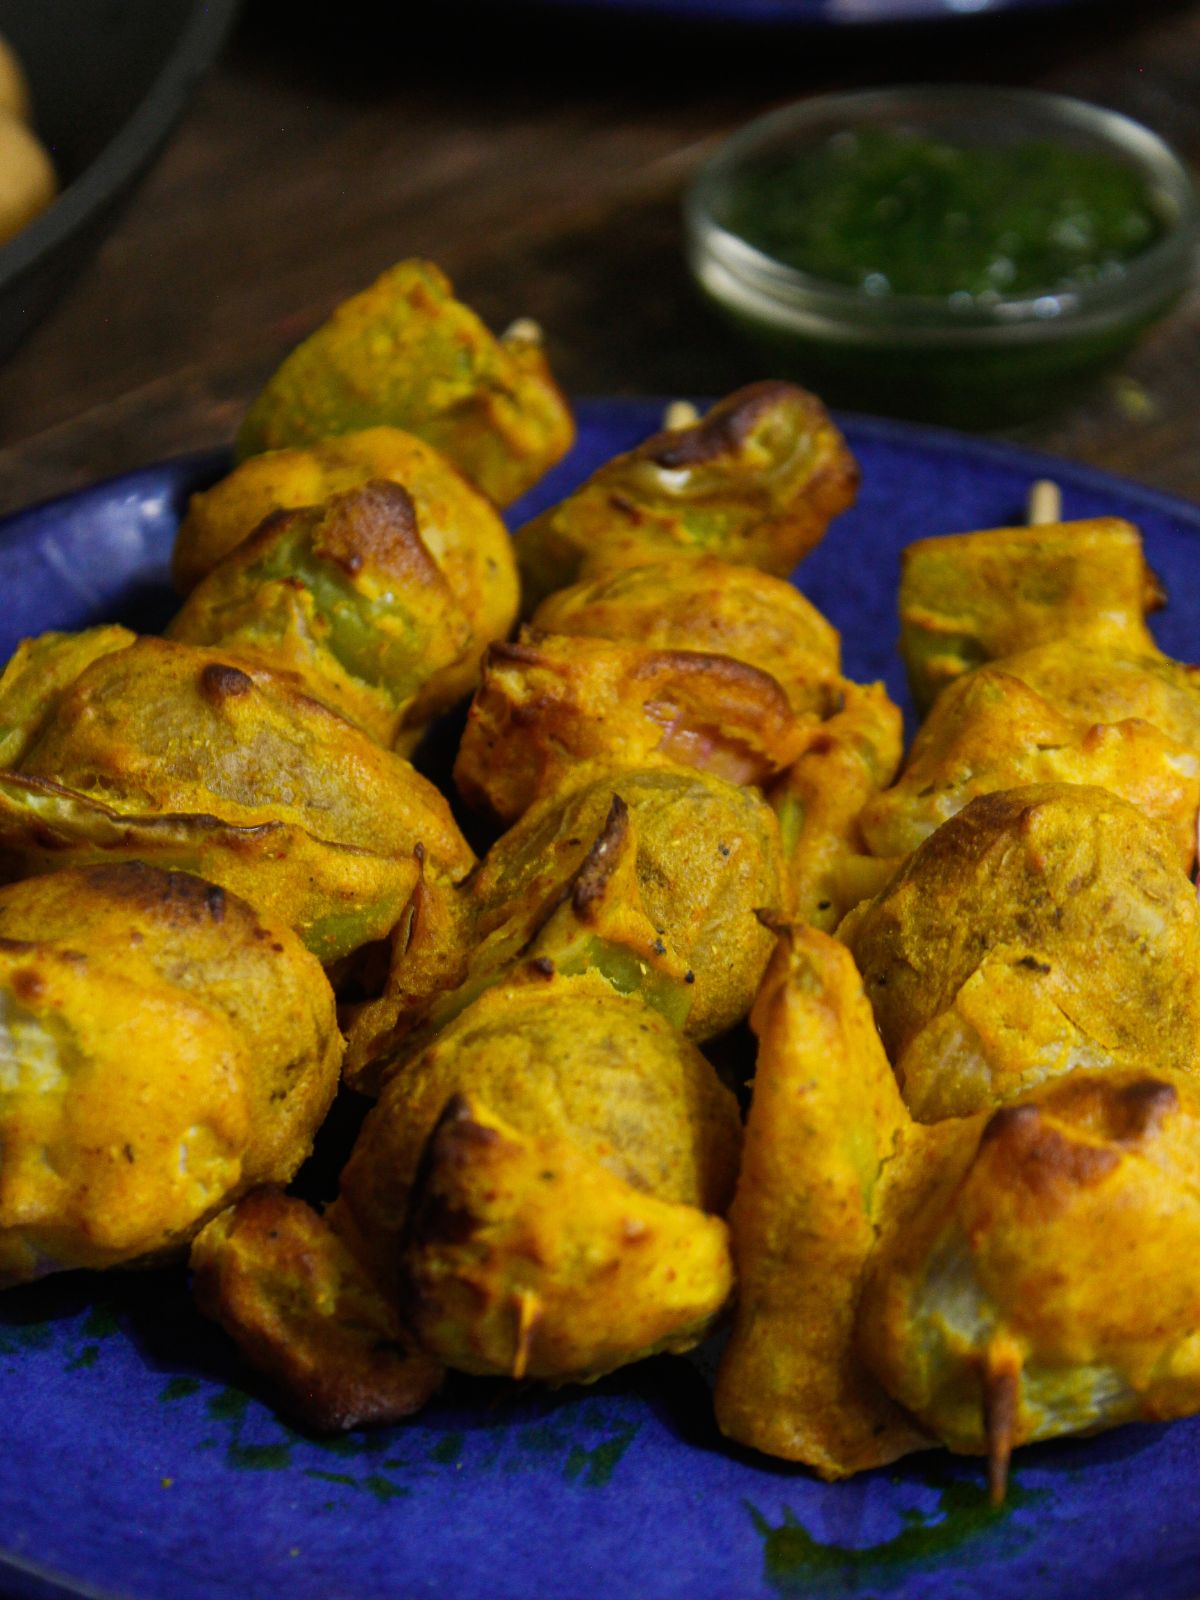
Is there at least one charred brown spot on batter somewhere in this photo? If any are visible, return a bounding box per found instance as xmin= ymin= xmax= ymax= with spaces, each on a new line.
xmin=0 ymin=936 xmax=35 ymax=954
xmin=979 ymin=1103 xmax=1119 ymax=1194
xmin=640 ymin=381 xmax=804 ymax=469
xmin=311 ymin=481 xmax=436 ymax=584
xmin=200 ymin=662 xmax=255 ymax=704
xmin=11 ymin=967 xmax=45 ymax=1004
xmin=570 ymin=797 xmax=630 ymax=921
xmin=1111 ymin=1078 xmax=1179 ymax=1143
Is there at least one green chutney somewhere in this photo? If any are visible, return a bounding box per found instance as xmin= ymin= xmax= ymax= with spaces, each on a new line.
xmin=730 ymin=129 xmax=1165 ymax=300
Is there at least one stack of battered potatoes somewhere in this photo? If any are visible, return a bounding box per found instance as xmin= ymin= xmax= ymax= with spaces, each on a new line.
xmin=3 ymin=259 xmax=1200 ymax=1499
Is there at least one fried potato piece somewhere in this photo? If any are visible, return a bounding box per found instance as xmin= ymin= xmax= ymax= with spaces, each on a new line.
xmin=455 ymin=631 xmax=805 ymax=823
xmin=346 ymin=767 xmax=787 ymax=1072
xmin=842 ymin=785 xmax=1200 ymax=1121
xmin=192 ymin=1189 xmax=442 ymax=1431
xmin=0 ymin=625 xmax=136 ymax=769
xmin=0 ymin=637 xmax=474 ymax=962
xmin=335 ymin=972 xmax=742 ymax=1295
xmin=715 ymin=925 xmax=929 ymax=1475
xmin=172 ymin=428 xmax=520 ymax=666
xmin=770 ymin=680 xmax=904 ymax=930
xmin=900 ymin=519 xmax=1164 ymax=715
xmin=859 ymin=665 xmax=1200 ymax=871
xmin=234 ymin=260 xmax=574 ymax=506
xmin=531 ymin=557 xmax=843 ymax=720
xmin=402 ymin=1095 xmax=734 ymax=1384
xmin=513 ymin=383 xmax=857 ymax=609
xmin=0 ymin=864 xmax=340 ymax=1284
xmin=998 ymin=639 xmax=1200 ymax=751
xmin=170 ymin=482 xmax=479 ymax=747
xmin=860 ymin=1070 xmax=1200 ymax=1499
xmin=467 ymin=766 xmax=788 ymax=1042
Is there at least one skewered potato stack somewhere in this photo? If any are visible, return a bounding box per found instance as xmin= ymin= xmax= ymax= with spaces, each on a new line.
xmin=4 ymin=256 xmax=1200 ymax=1508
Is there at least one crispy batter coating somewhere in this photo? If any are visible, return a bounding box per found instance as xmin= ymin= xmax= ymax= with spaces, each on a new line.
xmin=0 ymin=636 xmax=474 ymax=962
xmin=860 ymin=1070 xmax=1200 ymax=1490
xmin=531 ymin=557 xmax=843 ymax=720
xmin=900 ymin=519 xmax=1164 ymax=715
xmin=0 ymin=864 xmax=340 ymax=1284
xmin=513 ymin=383 xmax=857 ymax=610
xmin=996 ymin=640 xmax=1200 ymax=750
xmin=859 ymin=665 xmax=1200 ymax=871
xmin=234 ymin=260 xmax=574 ymax=506
xmin=770 ymin=681 xmax=904 ymax=930
xmin=0 ymin=626 xmax=137 ymax=769
xmin=192 ymin=1189 xmax=442 ymax=1431
xmin=172 ymin=428 xmax=520 ymax=672
xmin=336 ymin=973 xmax=742 ymax=1292
xmin=715 ymin=926 xmax=929 ymax=1475
xmin=466 ymin=766 xmax=788 ymax=1042
xmin=842 ymin=785 xmax=1200 ymax=1121
xmin=455 ymin=631 xmax=805 ymax=823
xmin=401 ymin=1095 xmax=734 ymax=1383
xmin=169 ymin=481 xmax=481 ymax=747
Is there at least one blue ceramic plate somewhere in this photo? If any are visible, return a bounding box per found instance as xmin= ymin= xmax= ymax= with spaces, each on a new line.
xmin=1 ymin=402 xmax=1199 ymax=1600
xmin=518 ymin=0 xmax=1089 ymax=26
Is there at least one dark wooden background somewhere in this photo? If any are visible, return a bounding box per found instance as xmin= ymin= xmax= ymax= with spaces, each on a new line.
xmin=0 ymin=0 xmax=1197 ymax=516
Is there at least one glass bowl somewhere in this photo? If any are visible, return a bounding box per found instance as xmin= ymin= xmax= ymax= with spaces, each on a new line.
xmin=684 ymin=86 xmax=1199 ymax=427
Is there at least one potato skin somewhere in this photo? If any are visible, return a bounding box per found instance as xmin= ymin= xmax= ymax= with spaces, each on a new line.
xmin=859 ymin=664 xmax=1200 ymax=871
xmin=0 ymin=636 xmax=474 ymax=962
xmin=467 ymin=765 xmax=790 ymax=1041
xmin=170 ymin=481 xmax=479 ymax=746
xmin=860 ymin=1069 xmax=1200 ymax=1459
xmin=455 ymin=630 xmax=805 ymax=823
xmin=0 ymin=864 xmax=341 ymax=1284
xmin=401 ymin=1095 xmax=734 ymax=1384
xmin=842 ymin=784 xmax=1200 ymax=1120
xmin=171 ymin=425 xmax=520 ymax=668
xmin=531 ymin=556 xmax=843 ymax=720
xmin=192 ymin=1189 xmax=442 ymax=1431
xmin=899 ymin=518 xmax=1164 ymax=715
xmin=234 ymin=260 xmax=574 ymax=506
xmin=513 ymin=382 xmax=857 ymax=610
xmin=335 ymin=972 xmax=743 ymax=1291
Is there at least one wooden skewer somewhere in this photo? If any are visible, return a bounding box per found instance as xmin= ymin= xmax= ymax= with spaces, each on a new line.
xmin=502 ymin=316 xmax=543 ymax=346
xmin=1026 ymin=479 xmax=1062 ymax=526
xmin=982 ymin=1344 xmax=1022 ymax=1507
xmin=663 ymin=399 xmax=700 ymax=431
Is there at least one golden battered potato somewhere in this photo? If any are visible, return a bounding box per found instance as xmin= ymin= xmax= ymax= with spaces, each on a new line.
xmin=0 ymin=637 xmax=474 ymax=962
xmin=513 ymin=383 xmax=857 ymax=609
xmin=467 ymin=766 xmax=787 ymax=1042
xmin=842 ymin=785 xmax=1200 ymax=1121
xmin=860 ymin=1069 xmax=1200 ymax=1500
xmin=171 ymin=428 xmax=520 ymax=662
xmin=531 ymin=557 xmax=843 ymax=720
xmin=192 ymin=1189 xmax=442 ymax=1431
xmin=770 ymin=680 xmax=904 ymax=930
xmin=859 ymin=665 xmax=1200 ymax=871
xmin=996 ymin=640 xmax=1200 ymax=751
xmin=234 ymin=260 xmax=574 ymax=506
xmin=402 ymin=1095 xmax=734 ymax=1384
xmin=0 ymin=625 xmax=135 ymax=768
xmin=338 ymin=972 xmax=741 ymax=1274
xmin=0 ymin=864 xmax=340 ymax=1284
xmin=715 ymin=925 xmax=929 ymax=1475
xmin=455 ymin=631 xmax=805 ymax=823
xmin=900 ymin=519 xmax=1164 ymax=715
xmin=169 ymin=481 xmax=479 ymax=747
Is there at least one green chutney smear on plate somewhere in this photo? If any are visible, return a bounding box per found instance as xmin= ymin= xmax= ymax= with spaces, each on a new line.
xmin=730 ymin=129 xmax=1165 ymax=300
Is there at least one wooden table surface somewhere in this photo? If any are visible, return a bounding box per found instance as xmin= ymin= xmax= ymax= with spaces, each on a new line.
xmin=0 ymin=0 xmax=1197 ymax=517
